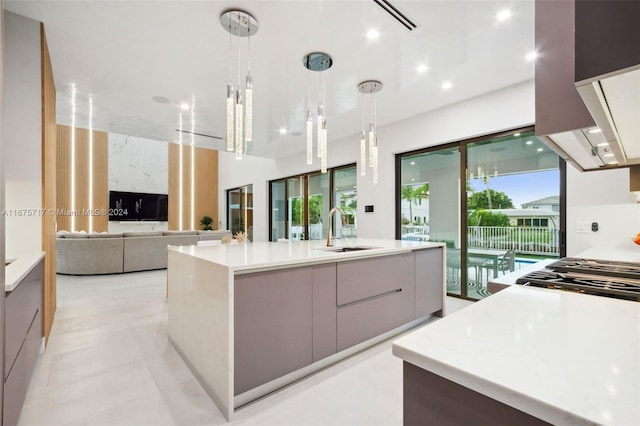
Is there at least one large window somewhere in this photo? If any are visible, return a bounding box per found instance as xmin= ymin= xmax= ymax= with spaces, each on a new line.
xmin=397 ymin=129 xmax=563 ymax=301
xmin=269 ymin=164 xmax=357 ymax=242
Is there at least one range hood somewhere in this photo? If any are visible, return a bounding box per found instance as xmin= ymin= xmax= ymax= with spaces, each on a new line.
xmin=575 ymin=66 xmax=640 ymax=168
xmin=534 ymin=0 xmax=639 ymax=172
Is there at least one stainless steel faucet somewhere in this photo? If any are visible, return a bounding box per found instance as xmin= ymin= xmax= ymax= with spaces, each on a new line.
xmin=326 ymin=207 xmax=347 ymax=247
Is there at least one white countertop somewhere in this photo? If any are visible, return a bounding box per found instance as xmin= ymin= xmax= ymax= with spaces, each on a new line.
xmin=393 ymin=284 xmax=640 ymax=425
xmin=6 ymin=252 xmax=45 ymax=292
xmin=169 ymin=238 xmax=444 ymax=272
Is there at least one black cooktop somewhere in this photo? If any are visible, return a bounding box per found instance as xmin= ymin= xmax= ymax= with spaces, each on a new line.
xmin=516 ymin=258 xmax=640 ymax=302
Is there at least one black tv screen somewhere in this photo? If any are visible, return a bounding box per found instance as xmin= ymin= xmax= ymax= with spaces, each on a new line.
xmin=109 ymin=191 xmax=168 ymax=221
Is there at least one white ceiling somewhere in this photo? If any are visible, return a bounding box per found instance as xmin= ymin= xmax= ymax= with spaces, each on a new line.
xmin=5 ymin=0 xmax=535 ymax=159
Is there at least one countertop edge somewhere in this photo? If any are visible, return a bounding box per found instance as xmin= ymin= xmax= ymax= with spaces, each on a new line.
xmin=6 ymin=252 xmax=45 ymax=292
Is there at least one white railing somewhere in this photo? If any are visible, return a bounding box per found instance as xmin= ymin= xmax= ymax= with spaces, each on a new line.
xmin=467 ymin=226 xmax=559 ymax=255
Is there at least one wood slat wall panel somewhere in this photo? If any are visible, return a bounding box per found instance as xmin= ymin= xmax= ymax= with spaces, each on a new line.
xmin=168 ymin=144 xmax=218 ymax=230
xmin=41 ymin=24 xmax=56 ymax=344
xmin=56 ymin=125 xmax=108 ymax=232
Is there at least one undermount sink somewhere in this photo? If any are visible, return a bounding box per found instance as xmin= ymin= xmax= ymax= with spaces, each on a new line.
xmin=317 ymin=246 xmax=380 ymax=253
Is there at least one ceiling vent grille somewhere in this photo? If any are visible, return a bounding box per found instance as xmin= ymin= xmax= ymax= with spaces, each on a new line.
xmin=373 ymin=0 xmax=417 ymax=31
xmin=175 ymin=129 xmax=222 ymax=140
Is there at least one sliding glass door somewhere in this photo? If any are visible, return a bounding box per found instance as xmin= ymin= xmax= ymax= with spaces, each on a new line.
xmin=399 ymin=145 xmax=462 ymax=296
xmin=227 ymin=185 xmax=253 ymax=241
xmin=397 ymin=128 xmax=562 ymax=301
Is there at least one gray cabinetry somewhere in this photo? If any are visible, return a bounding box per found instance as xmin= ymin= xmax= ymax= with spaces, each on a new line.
xmin=336 ymin=253 xmax=415 ymax=352
xmin=414 ymin=249 xmax=443 ymax=318
xmin=234 ymin=266 xmax=313 ymax=395
xmin=312 ymin=264 xmax=337 ymax=362
xmin=4 ymin=258 xmax=43 ymax=426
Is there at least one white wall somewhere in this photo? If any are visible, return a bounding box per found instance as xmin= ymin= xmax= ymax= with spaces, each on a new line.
xmin=4 ymin=12 xmax=42 ymax=255
xmin=566 ymin=166 xmax=640 ymax=255
xmin=219 ymin=81 xmax=535 ymax=242
xmin=108 ymin=133 xmax=168 ymax=194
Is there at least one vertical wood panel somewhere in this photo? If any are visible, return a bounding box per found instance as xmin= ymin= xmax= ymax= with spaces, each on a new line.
xmin=168 ymin=144 xmax=218 ymax=230
xmin=41 ymin=24 xmax=56 ymax=344
xmin=92 ymin=131 xmax=108 ymax=232
xmin=56 ymin=125 xmax=108 ymax=232
xmin=56 ymin=125 xmax=71 ymax=232
xmin=168 ymin=143 xmax=180 ymax=230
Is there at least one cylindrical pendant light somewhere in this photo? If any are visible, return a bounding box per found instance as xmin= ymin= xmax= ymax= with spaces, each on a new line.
xmin=303 ymin=52 xmax=333 ymax=172
xmin=220 ymin=9 xmax=258 ymax=159
xmin=357 ymin=80 xmax=383 ymax=184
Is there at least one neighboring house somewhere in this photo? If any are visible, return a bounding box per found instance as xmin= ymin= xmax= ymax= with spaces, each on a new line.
xmin=521 ymin=195 xmax=560 ymax=212
xmin=488 ymin=208 xmax=560 ymax=228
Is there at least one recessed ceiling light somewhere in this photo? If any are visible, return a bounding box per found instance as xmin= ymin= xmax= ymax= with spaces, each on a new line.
xmin=514 ymin=133 xmax=521 ymax=137
xmin=597 ymin=142 xmax=609 ymax=147
xmin=526 ymin=140 xmax=533 ymax=145
xmin=608 ymin=160 xmax=618 ymax=165
xmin=496 ymin=9 xmax=512 ymax=22
xmin=525 ymin=51 xmax=537 ymax=61
xmin=416 ymin=64 xmax=428 ymax=74
xmin=366 ymin=29 xmax=380 ymax=40
xmin=410 ymin=161 xmax=416 ymax=165
xmin=537 ymin=147 xmax=543 ymax=152
xmin=588 ymin=128 xmax=602 ymax=134
xmin=603 ymin=153 xmax=614 ymax=157
xmin=152 ymin=96 xmax=171 ymax=104
xmin=180 ymin=103 xmax=190 ymax=110
xmin=411 ymin=178 xmax=415 ymax=182
xmin=279 ymin=127 xmax=288 ymax=135
xmin=441 ymin=81 xmax=453 ymax=90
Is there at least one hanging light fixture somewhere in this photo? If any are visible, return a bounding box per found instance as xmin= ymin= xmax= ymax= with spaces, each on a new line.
xmin=357 ymin=80 xmax=383 ymax=183
xmin=220 ymin=9 xmax=258 ymax=160
xmin=303 ymin=52 xmax=333 ymax=173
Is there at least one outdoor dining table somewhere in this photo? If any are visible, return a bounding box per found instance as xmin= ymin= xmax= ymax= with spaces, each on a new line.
xmin=467 ymin=248 xmax=508 ymax=279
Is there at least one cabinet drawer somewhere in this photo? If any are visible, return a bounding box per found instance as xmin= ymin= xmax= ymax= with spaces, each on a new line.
xmin=337 ymin=253 xmax=414 ymax=306
xmin=337 ymin=283 xmax=414 ymax=352
xmin=5 ymin=261 xmax=43 ymax=378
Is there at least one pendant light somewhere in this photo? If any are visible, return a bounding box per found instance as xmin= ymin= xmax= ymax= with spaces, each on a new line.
xmin=303 ymin=52 xmax=333 ymax=173
xmin=358 ymin=80 xmax=383 ymax=183
xmin=220 ymin=9 xmax=258 ymax=160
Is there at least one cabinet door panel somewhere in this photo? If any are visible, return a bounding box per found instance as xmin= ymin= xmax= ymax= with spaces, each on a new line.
xmin=414 ymin=249 xmax=444 ymax=318
xmin=312 ymin=264 xmax=337 ymax=362
xmin=234 ymin=267 xmax=313 ymax=395
xmin=337 ymin=253 xmax=414 ymax=306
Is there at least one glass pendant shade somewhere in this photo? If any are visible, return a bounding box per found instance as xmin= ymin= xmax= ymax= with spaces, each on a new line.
xmin=306 ymin=110 xmax=313 ymax=165
xmin=360 ymin=132 xmax=366 ymax=176
xmin=235 ymin=91 xmax=243 ymax=160
xmin=226 ymin=83 xmax=234 ymax=151
xmin=372 ymin=145 xmax=379 ymax=184
xmin=368 ymin=122 xmax=375 ymax=167
xmin=245 ymin=75 xmax=253 ymax=142
xmin=317 ymin=105 xmax=324 ymax=158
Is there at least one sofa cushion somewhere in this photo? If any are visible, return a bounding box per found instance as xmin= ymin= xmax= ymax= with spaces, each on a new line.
xmin=88 ymin=232 xmax=123 ymax=238
xmin=122 ymin=231 xmax=163 ymax=237
xmin=162 ymin=230 xmax=198 ymax=236
xmin=64 ymin=232 xmax=90 ymax=239
xmin=197 ymin=230 xmax=230 ymax=235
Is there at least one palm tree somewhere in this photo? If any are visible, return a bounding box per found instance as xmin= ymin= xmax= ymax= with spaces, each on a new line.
xmin=401 ymin=185 xmax=418 ymax=223
xmin=402 ymin=184 xmax=430 ymax=223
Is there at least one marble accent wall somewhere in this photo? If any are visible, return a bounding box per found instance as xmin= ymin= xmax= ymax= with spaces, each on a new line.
xmin=108 ymin=133 xmax=168 ymax=194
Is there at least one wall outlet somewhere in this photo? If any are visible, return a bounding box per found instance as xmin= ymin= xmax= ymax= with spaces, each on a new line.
xmin=576 ymin=221 xmax=592 ymax=233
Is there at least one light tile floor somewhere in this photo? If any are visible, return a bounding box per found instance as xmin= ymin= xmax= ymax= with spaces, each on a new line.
xmin=18 ymin=270 xmax=473 ymax=426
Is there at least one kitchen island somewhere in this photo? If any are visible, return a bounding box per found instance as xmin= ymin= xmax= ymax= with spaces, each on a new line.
xmin=167 ymin=238 xmax=445 ymax=420
xmin=394 ymin=262 xmax=640 ymax=425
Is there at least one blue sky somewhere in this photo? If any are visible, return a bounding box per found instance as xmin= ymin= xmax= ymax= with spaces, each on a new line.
xmin=469 ymin=169 xmax=560 ymax=209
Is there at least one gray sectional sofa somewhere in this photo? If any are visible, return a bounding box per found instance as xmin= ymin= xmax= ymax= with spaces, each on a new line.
xmin=56 ymin=230 xmax=231 ymax=275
